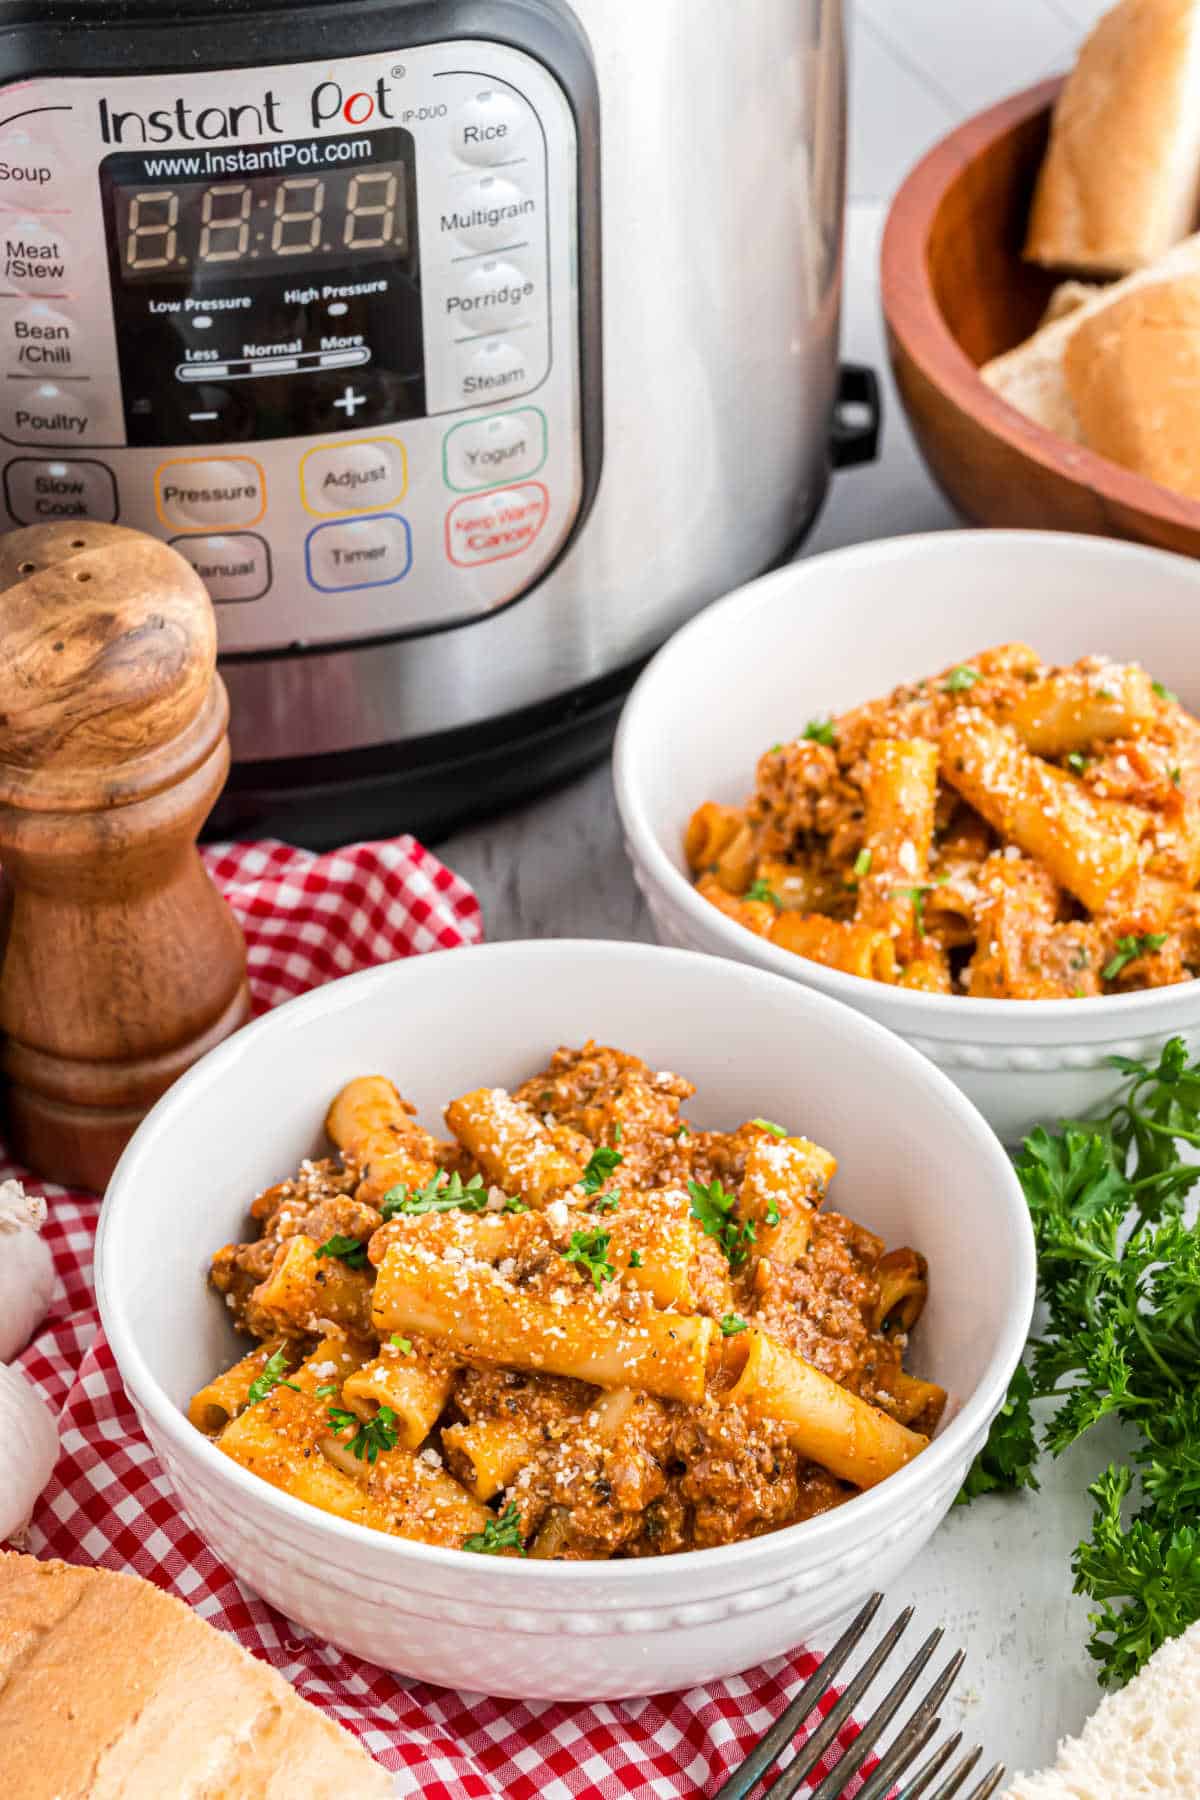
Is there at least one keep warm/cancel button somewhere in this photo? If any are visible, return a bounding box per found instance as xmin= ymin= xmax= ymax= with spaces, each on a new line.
xmin=445 ymin=481 xmax=549 ymax=568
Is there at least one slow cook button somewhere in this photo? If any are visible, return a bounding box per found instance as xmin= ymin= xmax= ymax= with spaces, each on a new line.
xmin=6 ymin=302 xmax=82 ymax=374
xmin=4 ymin=456 xmax=116 ymax=524
xmin=0 ymin=379 xmax=95 ymax=445
xmin=0 ymin=219 xmax=70 ymax=293
xmin=446 ymin=175 xmax=538 ymax=253
xmin=155 ymin=456 xmax=266 ymax=530
xmin=169 ymin=532 xmax=271 ymax=603
xmin=306 ymin=513 xmax=412 ymax=592
xmin=451 ymin=90 xmax=532 ymax=166
xmin=445 ymin=481 xmax=549 ymax=567
xmin=300 ymin=436 xmax=407 ymax=516
xmin=444 ymin=407 xmax=547 ymax=492
xmin=445 ymin=259 xmax=536 ymax=334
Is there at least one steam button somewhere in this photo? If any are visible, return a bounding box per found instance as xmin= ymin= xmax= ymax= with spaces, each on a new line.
xmin=456 ymin=337 xmax=533 ymax=405
xmin=451 ymin=90 xmax=531 ymax=166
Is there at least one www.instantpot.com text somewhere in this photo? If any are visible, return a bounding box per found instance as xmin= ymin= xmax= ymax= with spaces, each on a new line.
xmin=140 ymin=136 xmax=374 ymax=180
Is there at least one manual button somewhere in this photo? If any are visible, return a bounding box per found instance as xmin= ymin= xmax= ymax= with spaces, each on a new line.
xmin=306 ymin=513 xmax=412 ymax=592
xmin=4 ymin=456 xmax=116 ymax=524
xmin=170 ymin=531 xmax=271 ymax=603
xmin=301 ymin=436 xmax=407 ymax=516
xmin=155 ymin=456 xmax=266 ymax=530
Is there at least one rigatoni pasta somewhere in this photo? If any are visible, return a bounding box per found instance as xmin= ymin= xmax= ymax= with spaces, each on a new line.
xmin=686 ymin=649 xmax=1200 ymax=998
xmin=193 ymin=1043 xmax=944 ymax=1559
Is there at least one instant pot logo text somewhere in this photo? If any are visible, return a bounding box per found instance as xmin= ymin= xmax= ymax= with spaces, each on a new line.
xmin=97 ymin=77 xmax=398 ymax=145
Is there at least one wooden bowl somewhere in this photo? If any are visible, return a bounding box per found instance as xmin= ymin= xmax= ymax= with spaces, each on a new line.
xmin=881 ymin=77 xmax=1200 ymax=555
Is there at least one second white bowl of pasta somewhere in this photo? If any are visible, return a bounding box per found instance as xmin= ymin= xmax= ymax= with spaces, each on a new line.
xmin=614 ymin=530 xmax=1200 ymax=1143
xmin=96 ymin=939 xmax=1032 ymax=1700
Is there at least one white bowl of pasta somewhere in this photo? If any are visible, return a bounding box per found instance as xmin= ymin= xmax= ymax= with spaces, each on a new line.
xmin=614 ymin=529 xmax=1200 ymax=1144
xmin=96 ymin=939 xmax=1032 ymax=1700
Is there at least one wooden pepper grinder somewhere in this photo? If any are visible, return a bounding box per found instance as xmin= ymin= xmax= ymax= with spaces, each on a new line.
xmin=0 ymin=521 xmax=252 ymax=1190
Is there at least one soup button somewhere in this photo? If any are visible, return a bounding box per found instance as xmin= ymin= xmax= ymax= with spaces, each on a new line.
xmin=445 ymin=481 xmax=549 ymax=567
xmin=155 ymin=456 xmax=266 ymax=531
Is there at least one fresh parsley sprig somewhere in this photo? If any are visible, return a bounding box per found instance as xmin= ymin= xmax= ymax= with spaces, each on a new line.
xmin=889 ymin=877 xmax=948 ymax=940
xmin=246 ymin=1347 xmax=299 ymax=1407
xmin=579 ymin=1144 xmax=623 ymax=1196
xmin=463 ymin=1502 xmax=526 ymax=1556
xmin=380 ymin=1169 xmax=525 ymax=1221
xmin=802 ymin=716 xmax=837 ymax=747
xmin=959 ymin=1037 xmax=1200 ymax=1686
xmin=942 ymin=665 xmax=980 ymax=694
xmin=563 ymin=1227 xmax=616 ymax=1291
xmin=745 ymin=878 xmax=782 ymax=908
xmin=326 ymin=1404 xmax=400 ymax=1464
xmin=1102 ymin=932 xmax=1168 ymax=983
xmin=315 ymin=1232 xmax=369 ymax=1271
xmin=687 ymin=1177 xmax=756 ymax=1269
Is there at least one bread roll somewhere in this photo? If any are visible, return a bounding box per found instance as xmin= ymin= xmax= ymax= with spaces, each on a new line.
xmin=0 ymin=1553 xmax=393 ymax=1799
xmin=1064 ymin=273 xmax=1200 ymax=497
xmin=980 ymin=231 xmax=1200 ymax=435
xmin=1002 ymin=1618 xmax=1200 ymax=1797
xmin=1026 ymin=0 xmax=1200 ymax=275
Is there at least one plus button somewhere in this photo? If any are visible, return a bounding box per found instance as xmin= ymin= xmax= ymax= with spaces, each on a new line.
xmin=332 ymin=385 xmax=367 ymax=419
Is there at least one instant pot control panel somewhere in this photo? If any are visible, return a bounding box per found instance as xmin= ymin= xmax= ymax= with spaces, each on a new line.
xmin=0 ymin=39 xmax=588 ymax=650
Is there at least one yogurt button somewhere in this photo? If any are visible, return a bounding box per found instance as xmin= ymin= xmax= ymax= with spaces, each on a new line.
xmin=451 ymin=90 xmax=532 ymax=166
xmin=448 ymin=175 xmax=537 ymax=253
xmin=444 ymin=407 xmax=547 ymax=492
xmin=445 ymin=259 xmax=536 ymax=334
xmin=0 ymin=219 xmax=69 ymax=294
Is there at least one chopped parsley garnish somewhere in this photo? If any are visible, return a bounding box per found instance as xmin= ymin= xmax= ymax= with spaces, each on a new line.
xmin=1170 ymin=766 xmax=1183 ymax=788
xmin=628 ymin=1249 xmax=644 ymax=1269
xmin=563 ymin=1227 xmax=616 ymax=1291
xmin=751 ymin=1117 xmax=788 ymax=1138
xmin=890 ymin=877 xmax=948 ymax=940
xmin=591 ymin=1192 xmax=621 ymax=1214
xmin=314 ymin=1382 xmax=339 ymax=1399
xmin=464 ymin=1502 xmax=526 ymax=1556
xmin=802 ymin=716 xmax=836 ymax=747
xmin=687 ymin=1177 xmax=756 ymax=1270
xmin=246 ymin=1348 xmax=299 ymax=1407
xmin=1103 ymin=933 xmax=1168 ymax=983
xmin=326 ymin=1404 xmax=399 ymax=1464
xmin=769 ymin=742 xmax=784 ymax=753
xmin=720 ymin=1314 xmax=749 ymax=1337
xmin=765 ymin=1198 xmax=781 ymax=1228
xmin=390 ymin=1334 xmax=412 ymax=1354
xmin=1066 ymin=752 xmax=1089 ymax=776
xmin=942 ymin=665 xmax=980 ymax=694
xmin=315 ymin=1232 xmax=369 ymax=1271
xmin=853 ymin=848 xmax=872 ymax=879
xmin=1153 ymin=679 xmax=1179 ymax=702
xmin=580 ymin=1144 xmax=623 ymax=1196
xmin=380 ymin=1169 xmax=525 ymax=1221
xmin=744 ymin=878 xmax=782 ymax=908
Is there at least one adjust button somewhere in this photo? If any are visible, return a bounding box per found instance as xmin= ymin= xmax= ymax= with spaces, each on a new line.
xmin=445 ymin=258 xmax=537 ymax=334
xmin=444 ymin=407 xmax=547 ymax=492
xmin=451 ymin=90 xmax=532 ymax=166
xmin=301 ymin=436 xmax=407 ymax=516
xmin=170 ymin=531 xmax=271 ymax=603
xmin=306 ymin=513 xmax=412 ymax=592
xmin=4 ymin=456 xmax=117 ymax=524
xmin=155 ymin=456 xmax=266 ymax=530
xmin=445 ymin=481 xmax=549 ymax=567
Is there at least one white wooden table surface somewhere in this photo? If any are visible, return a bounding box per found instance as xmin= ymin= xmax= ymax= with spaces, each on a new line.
xmin=441 ymin=205 xmax=1099 ymax=1784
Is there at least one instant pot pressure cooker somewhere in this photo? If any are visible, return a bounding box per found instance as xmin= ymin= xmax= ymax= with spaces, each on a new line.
xmin=0 ymin=0 xmax=870 ymax=844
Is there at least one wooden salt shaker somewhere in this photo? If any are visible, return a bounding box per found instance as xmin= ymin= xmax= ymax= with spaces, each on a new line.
xmin=0 ymin=521 xmax=252 ymax=1190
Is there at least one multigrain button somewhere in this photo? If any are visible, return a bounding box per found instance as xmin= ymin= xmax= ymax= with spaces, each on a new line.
xmin=451 ymin=90 xmax=532 ymax=166
xmin=300 ymin=436 xmax=407 ymax=516
xmin=446 ymin=175 xmax=538 ymax=253
xmin=445 ymin=481 xmax=549 ymax=567
xmin=306 ymin=513 xmax=412 ymax=592
xmin=0 ymin=219 xmax=69 ymax=294
xmin=5 ymin=456 xmax=117 ymax=524
xmin=0 ymin=380 xmax=97 ymax=445
xmin=155 ymin=456 xmax=266 ymax=530
xmin=444 ymin=407 xmax=547 ymax=492
xmin=170 ymin=531 xmax=271 ymax=603
xmin=446 ymin=259 xmax=536 ymax=334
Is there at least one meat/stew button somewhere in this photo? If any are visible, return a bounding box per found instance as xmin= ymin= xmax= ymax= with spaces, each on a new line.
xmin=155 ymin=456 xmax=266 ymax=531
xmin=445 ymin=481 xmax=549 ymax=567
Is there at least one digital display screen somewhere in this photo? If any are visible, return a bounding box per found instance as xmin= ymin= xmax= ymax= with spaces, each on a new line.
xmin=111 ymin=160 xmax=410 ymax=283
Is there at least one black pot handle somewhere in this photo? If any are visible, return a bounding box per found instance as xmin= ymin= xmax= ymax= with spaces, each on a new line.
xmin=830 ymin=363 xmax=882 ymax=470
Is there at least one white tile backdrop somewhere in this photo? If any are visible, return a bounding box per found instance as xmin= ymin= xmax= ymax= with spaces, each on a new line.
xmin=851 ymin=0 xmax=1110 ymax=201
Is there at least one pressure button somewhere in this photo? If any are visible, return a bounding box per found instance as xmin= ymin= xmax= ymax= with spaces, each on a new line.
xmin=154 ymin=457 xmax=266 ymax=530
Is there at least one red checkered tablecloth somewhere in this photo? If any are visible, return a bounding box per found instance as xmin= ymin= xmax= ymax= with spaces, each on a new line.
xmin=7 ymin=836 xmax=867 ymax=1797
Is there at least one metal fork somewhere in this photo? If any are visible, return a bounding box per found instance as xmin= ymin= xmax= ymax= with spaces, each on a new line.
xmin=713 ymin=1594 xmax=1004 ymax=1800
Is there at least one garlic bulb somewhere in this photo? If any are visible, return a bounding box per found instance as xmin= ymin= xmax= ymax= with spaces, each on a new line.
xmin=0 ymin=1362 xmax=58 ymax=1544
xmin=0 ymin=1178 xmax=54 ymax=1361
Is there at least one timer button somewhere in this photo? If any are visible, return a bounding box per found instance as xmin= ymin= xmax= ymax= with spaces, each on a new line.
xmin=0 ymin=220 xmax=69 ymax=295
xmin=154 ymin=456 xmax=267 ymax=531
xmin=305 ymin=513 xmax=413 ymax=592
xmin=445 ymin=259 xmax=537 ymax=335
xmin=448 ymin=175 xmax=537 ymax=254
xmin=169 ymin=531 xmax=271 ymax=603
xmin=4 ymin=456 xmax=117 ymax=525
xmin=451 ymin=90 xmax=532 ymax=167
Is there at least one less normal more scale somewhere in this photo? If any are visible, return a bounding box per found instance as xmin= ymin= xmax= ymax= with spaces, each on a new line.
xmin=0 ymin=21 xmax=597 ymax=653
